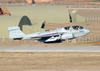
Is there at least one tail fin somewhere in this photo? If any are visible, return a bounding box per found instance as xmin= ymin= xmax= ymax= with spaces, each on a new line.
xmin=41 ymin=21 xmax=46 ymax=28
xmin=8 ymin=26 xmax=25 ymax=39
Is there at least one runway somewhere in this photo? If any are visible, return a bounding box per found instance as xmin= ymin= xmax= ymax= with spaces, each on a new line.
xmin=0 ymin=46 xmax=100 ymax=52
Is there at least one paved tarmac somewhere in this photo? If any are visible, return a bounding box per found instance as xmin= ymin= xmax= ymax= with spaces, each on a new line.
xmin=0 ymin=46 xmax=100 ymax=52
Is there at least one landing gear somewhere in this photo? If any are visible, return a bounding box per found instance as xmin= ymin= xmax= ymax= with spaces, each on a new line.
xmin=68 ymin=39 xmax=72 ymax=42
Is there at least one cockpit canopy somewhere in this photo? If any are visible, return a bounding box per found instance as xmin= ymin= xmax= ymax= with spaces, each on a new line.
xmin=64 ymin=26 xmax=70 ymax=30
xmin=64 ymin=26 xmax=84 ymax=30
xmin=72 ymin=26 xmax=84 ymax=30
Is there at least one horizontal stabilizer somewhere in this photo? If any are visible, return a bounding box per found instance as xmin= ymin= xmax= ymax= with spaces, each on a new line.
xmin=8 ymin=26 xmax=20 ymax=31
xmin=8 ymin=26 xmax=25 ymax=39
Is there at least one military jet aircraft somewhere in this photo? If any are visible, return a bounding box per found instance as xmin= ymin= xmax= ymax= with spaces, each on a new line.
xmin=8 ymin=24 xmax=90 ymax=43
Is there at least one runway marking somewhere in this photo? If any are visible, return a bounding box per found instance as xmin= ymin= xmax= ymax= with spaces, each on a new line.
xmin=18 ymin=49 xmax=25 ymax=52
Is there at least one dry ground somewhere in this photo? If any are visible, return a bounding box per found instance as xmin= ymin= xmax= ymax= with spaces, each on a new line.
xmin=0 ymin=40 xmax=94 ymax=47
xmin=0 ymin=52 xmax=100 ymax=71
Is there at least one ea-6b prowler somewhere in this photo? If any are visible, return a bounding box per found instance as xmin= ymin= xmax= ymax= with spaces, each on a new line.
xmin=8 ymin=24 xmax=90 ymax=43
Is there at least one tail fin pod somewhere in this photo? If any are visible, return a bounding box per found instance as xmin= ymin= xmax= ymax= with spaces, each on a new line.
xmin=8 ymin=26 xmax=25 ymax=39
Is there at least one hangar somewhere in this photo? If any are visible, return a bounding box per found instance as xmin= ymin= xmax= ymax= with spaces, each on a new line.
xmin=70 ymin=9 xmax=85 ymax=22
xmin=6 ymin=6 xmax=70 ymax=23
xmin=0 ymin=6 xmax=85 ymax=24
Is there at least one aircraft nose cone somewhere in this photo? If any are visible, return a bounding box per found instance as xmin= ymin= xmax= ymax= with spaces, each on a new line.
xmin=87 ymin=29 xmax=90 ymax=33
xmin=86 ymin=29 xmax=90 ymax=34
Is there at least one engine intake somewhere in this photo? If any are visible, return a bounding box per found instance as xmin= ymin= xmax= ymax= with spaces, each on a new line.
xmin=61 ymin=33 xmax=73 ymax=40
